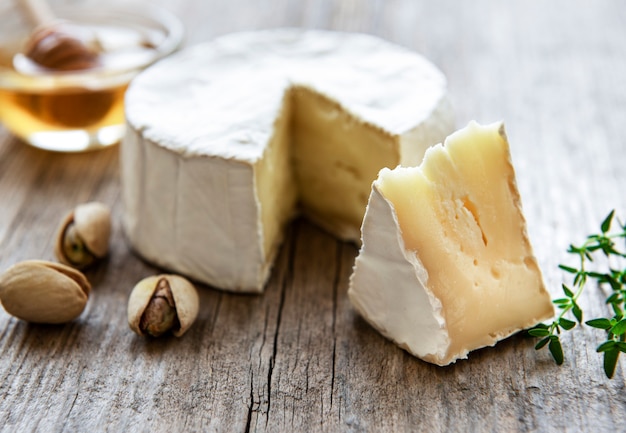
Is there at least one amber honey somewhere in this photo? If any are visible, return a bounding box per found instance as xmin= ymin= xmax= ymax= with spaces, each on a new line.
xmin=0 ymin=81 xmax=128 ymax=141
xmin=0 ymin=4 xmax=183 ymax=152
xmin=0 ymin=39 xmax=137 ymax=151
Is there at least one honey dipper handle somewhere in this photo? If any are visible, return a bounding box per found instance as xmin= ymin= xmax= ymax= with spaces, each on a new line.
xmin=19 ymin=0 xmax=56 ymax=28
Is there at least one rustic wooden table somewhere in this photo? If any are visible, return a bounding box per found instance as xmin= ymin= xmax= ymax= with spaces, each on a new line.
xmin=1 ymin=0 xmax=626 ymax=431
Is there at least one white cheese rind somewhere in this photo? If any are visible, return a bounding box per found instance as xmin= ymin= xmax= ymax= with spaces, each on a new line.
xmin=349 ymin=121 xmax=554 ymax=365
xmin=125 ymin=29 xmax=451 ymax=161
xmin=121 ymin=129 xmax=267 ymax=291
xmin=348 ymin=185 xmax=450 ymax=360
xmin=122 ymin=29 xmax=454 ymax=292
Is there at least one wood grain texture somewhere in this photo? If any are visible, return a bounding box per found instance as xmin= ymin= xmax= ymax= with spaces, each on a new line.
xmin=1 ymin=0 xmax=626 ymax=431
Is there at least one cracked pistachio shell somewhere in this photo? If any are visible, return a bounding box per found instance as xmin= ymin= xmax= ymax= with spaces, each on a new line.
xmin=0 ymin=260 xmax=91 ymax=324
xmin=128 ymin=274 xmax=199 ymax=337
xmin=55 ymin=201 xmax=111 ymax=268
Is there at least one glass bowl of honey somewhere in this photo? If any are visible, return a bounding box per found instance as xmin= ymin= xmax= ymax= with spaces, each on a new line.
xmin=0 ymin=1 xmax=183 ymax=152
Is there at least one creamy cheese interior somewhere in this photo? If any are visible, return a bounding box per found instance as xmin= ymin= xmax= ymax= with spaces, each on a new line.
xmin=291 ymin=86 xmax=400 ymax=241
xmin=254 ymin=93 xmax=297 ymax=260
xmin=256 ymin=85 xmax=402 ymax=261
xmin=375 ymin=122 xmax=553 ymax=363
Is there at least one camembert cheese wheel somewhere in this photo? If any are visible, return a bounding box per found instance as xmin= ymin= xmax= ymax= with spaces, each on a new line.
xmin=122 ymin=29 xmax=454 ymax=292
xmin=348 ymin=121 xmax=554 ymax=365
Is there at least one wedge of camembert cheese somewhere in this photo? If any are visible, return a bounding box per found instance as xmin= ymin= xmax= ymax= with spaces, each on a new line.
xmin=348 ymin=121 xmax=554 ymax=365
xmin=122 ymin=29 xmax=454 ymax=293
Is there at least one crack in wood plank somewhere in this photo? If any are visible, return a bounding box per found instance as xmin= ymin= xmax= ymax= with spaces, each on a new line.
xmin=265 ymin=228 xmax=294 ymax=426
xmin=329 ymin=241 xmax=342 ymax=411
xmin=244 ymin=372 xmax=254 ymax=433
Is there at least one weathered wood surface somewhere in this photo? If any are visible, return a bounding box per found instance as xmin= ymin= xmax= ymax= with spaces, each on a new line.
xmin=1 ymin=0 xmax=626 ymax=431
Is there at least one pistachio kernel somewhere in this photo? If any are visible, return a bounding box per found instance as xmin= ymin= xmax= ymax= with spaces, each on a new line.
xmin=139 ymin=278 xmax=180 ymax=337
xmin=62 ymin=222 xmax=96 ymax=268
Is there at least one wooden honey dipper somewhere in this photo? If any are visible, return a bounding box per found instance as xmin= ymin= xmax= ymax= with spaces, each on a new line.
xmin=18 ymin=0 xmax=101 ymax=71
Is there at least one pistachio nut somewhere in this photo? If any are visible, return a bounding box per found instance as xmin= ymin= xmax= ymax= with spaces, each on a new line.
xmin=128 ymin=274 xmax=199 ymax=338
xmin=55 ymin=202 xmax=111 ymax=269
xmin=0 ymin=260 xmax=91 ymax=324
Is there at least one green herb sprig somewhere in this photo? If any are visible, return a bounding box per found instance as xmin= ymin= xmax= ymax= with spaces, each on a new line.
xmin=529 ymin=210 xmax=626 ymax=378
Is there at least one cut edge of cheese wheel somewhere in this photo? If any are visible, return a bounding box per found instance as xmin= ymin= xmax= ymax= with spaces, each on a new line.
xmin=348 ymin=120 xmax=554 ymax=365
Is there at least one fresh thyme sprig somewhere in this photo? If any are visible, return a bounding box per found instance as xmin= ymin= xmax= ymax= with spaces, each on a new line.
xmin=529 ymin=210 xmax=626 ymax=378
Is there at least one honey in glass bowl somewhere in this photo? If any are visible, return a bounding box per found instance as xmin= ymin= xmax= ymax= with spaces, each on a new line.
xmin=0 ymin=1 xmax=183 ymax=152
